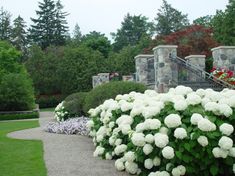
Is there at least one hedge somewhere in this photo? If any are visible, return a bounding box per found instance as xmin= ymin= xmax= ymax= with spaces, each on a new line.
xmin=0 ymin=112 xmax=39 ymax=121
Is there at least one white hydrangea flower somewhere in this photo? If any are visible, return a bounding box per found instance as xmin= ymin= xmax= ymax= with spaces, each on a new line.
xmin=172 ymin=167 xmax=181 ymax=176
xmin=219 ymin=123 xmax=234 ymax=136
xmin=120 ymin=102 xmax=133 ymax=112
xmin=204 ymin=102 xmax=219 ymax=113
xmin=125 ymin=161 xmax=139 ymax=174
xmin=108 ymin=121 xmax=115 ymax=129
xmin=145 ymin=90 xmax=158 ymax=97
xmin=114 ymin=144 xmax=127 ymax=155
xmin=196 ymin=89 xmax=205 ymax=97
xmin=218 ymin=103 xmax=233 ymax=117
xmin=197 ymin=136 xmax=208 ymax=147
xmin=116 ymin=115 xmax=133 ymax=126
xmin=105 ymin=152 xmax=112 ymax=160
xmin=131 ymin=133 xmax=146 ymax=147
xmin=166 ymin=163 xmax=173 ymax=171
xmin=144 ymin=159 xmax=154 ymax=169
xmin=164 ymin=114 xmax=182 ymax=128
xmin=175 ymin=85 xmax=193 ymax=96
xmin=124 ymin=151 xmax=136 ymax=162
xmin=228 ymin=95 xmax=235 ymax=108
xmin=212 ymin=147 xmax=229 ymax=158
xmin=153 ymin=156 xmax=161 ymax=166
xmin=109 ymin=136 xmax=116 ymax=146
xmin=186 ymin=93 xmax=201 ymax=105
xmin=229 ymin=147 xmax=235 ymax=157
xmin=177 ymin=165 xmax=186 ymax=175
xmin=142 ymin=106 xmax=161 ymax=119
xmin=154 ymin=133 xmax=169 ymax=148
xmin=148 ymin=172 xmax=157 ymax=176
xmin=143 ymin=144 xmax=153 ymax=155
xmin=197 ymin=118 xmax=216 ymax=132
xmin=218 ymin=136 xmax=233 ymax=150
xmin=174 ymin=128 xmax=187 ymax=139
xmin=120 ymin=124 xmax=131 ymax=135
xmin=162 ymin=146 xmax=175 ymax=159
xmin=190 ymin=113 xmax=204 ymax=125
xmin=174 ymin=100 xmax=188 ymax=111
xmin=115 ymin=158 xmax=125 ymax=171
xmin=115 ymin=138 xmax=122 ymax=146
xmin=93 ymin=146 xmax=105 ymax=157
xmin=201 ymin=97 xmax=210 ymax=107
xmin=87 ymin=120 xmax=94 ymax=129
xmin=156 ymin=171 xmax=170 ymax=176
xmin=96 ymin=135 xmax=104 ymax=142
xmin=130 ymin=105 xmax=143 ymax=117
xmin=145 ymin=134 xmax=154 ymax=143
xmin=136 ymin=123 xmax=146 ymax=132
xmin=159 ymin=127 xmax=169 ymax=135
xmin=145 ymin=119 xmax=161 ymax=130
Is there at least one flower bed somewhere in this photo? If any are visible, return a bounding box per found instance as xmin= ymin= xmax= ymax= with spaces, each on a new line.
xmin=44 ymin=117 xmax=89 ymax=135
xmin=87 ymin=86 xmax=235 ymax=176
xmin=211 ymin=67 xmax=235 ymax=86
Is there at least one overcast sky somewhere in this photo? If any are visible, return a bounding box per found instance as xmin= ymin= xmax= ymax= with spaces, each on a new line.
xmin=1 ymin=0 xmax=229 ymax=39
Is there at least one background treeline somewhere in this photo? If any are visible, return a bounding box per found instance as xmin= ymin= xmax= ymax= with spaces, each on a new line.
xmin=0 ymin=0 xmax=235 ymax=108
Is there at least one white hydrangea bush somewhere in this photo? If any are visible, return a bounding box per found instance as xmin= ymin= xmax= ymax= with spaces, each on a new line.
xmin=87 ymin=86 xmax=235 ymax=176
xmin=54 ymin=101 xmax=69 ymax=121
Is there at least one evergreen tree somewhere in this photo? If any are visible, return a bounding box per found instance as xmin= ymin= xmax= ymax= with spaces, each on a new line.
xmin=54 ymin=0 xmax=69 ymax=46
xmin=112 ymin=13 xmax=154 ymax=51
xmin=12 ymin=15 xmax=27 ymax=54
xmin=0 ymin=7 xmax=12 ymax=41
xmin=193 ymin=15 xmax=213 ymax=28
xmin=212 ymin=0 xmax=235 ymax=45
xmin=29 ymin=0 xmax=68 ymax=49
xmin=73 ymin=24 xmax=82 ymax=43
xmin=155 ymin=0 xmax=189 ymax=35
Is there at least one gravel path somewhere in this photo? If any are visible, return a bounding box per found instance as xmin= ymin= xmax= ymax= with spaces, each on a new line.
xmin=8 ymin=112 xmax=130 ymax=176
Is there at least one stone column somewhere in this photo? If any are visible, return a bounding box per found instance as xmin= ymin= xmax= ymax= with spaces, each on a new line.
xmin=211 ymin=46 xmax=235 ymax=71
xmin=135 ymin=54 xmax=154 ymax=85
xmin=92 ymin=73 xmax=110 ymax=88
xmin=185 ymin=55 xmax=206 ymax=81
xmin=152 ymin=45 xmax=178 ymax=93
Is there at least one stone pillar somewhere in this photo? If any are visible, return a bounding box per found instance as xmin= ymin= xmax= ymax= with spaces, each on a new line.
xmin=135 ymin=54 xmax=154 ymax=85
xmin=152 ymin=45 xmax=178 ymax=93
xmin=211 ymin=46 xmax=235 ymax=71
xmin=185 ymin=55 xmax=206 ymax=81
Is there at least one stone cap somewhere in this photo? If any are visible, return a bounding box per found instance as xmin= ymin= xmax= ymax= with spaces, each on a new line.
xmin=185 ymin=55 xmax=206 ymax=59
xmin=211 ymin=46 xmax=235 ymax=51
xmin=134 ymin=54 xmax=154 ymax=60
xmin=152 ymin=45 xmax=178 ymax=51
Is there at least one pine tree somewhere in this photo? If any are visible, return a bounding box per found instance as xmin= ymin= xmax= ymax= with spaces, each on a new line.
xmin=0 ymin=7 xmax=12 ymax=41
xmin=54 ymin=0 xmax=69 ymax=46
xmin=73 ymin=24 xmax=82 ymax=42
xmin=12 ymin=15 xmax=27 ymax=53
xmin=29 ymin=0 xmax=57 ymax=49
xmin=155 ymin=0 xmax=189 ymax=35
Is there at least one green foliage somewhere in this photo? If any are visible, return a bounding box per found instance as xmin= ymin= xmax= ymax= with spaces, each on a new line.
xmin=0 ymin=112 xmax=39 ymax=121
xmin=155 ymin=0 xmax=189 ymax=35
xmin=84 ymin=81 xmax=147 ymax=113
xmin=29 ymin=0 xmax=68 ymax=49
xmin=0 ymin=121 xmax=46 ymax=176
xmin=193 ymin=15 xmax=213 ymax=28
xmin=0 ymin=7 xmax=12 ymax=41
xmin=63 ymin=92 xmax=87 ymax=116
xmin=36 ymin=94 xmax=65 ymax=108
xmin=212 ymin=0 xmax=235 ymax=45
xmin=0 ymin=73 xmax=35 ymax=111
xmin=112 ymin=13 xmax=154 ymax=51
xmin=0 ymin=41 xmax=22 ymax=79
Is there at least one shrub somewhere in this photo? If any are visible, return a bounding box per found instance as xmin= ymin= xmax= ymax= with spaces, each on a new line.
xmin=83 ymin=81 xmax=147 ymax=113
xmin=63 ymin=92 xmax=87 ymax=116
xmin=36 ymin=94 xmax=65 ymax=108
xmin=0 ymin=73 xmax=35 ymax=111
xmin=88 ymin=86 xmax=235 ymax=176
xmin=0 ymin=112 xmax=39 ymax=121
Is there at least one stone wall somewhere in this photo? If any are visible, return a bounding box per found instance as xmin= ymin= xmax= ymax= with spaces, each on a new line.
xmin=92 ymin=73 xmax=110 ymax=88
xmin=212 ymin=46 xmax=235 ymax=71
xmin=153 ymin=45 xmax=178 ymax=93
xmin=185 ymin=55 xmax=206 ymax=81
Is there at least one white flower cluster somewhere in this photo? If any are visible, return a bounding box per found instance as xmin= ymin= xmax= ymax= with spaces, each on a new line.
xmin=54 ymin=101 xmax=69 ymax=121
xmin=88 ymin=85 xmax=235 ymax=176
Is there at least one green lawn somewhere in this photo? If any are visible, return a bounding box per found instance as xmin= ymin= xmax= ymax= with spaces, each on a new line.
xmin=40 ymin=107 xmax=55 ymax=112
xmin=0 ymin=120 xmax=47 ymax=176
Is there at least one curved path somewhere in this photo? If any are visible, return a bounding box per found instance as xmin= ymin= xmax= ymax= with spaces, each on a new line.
xmin=8 ymin=112 xmax=129 ymax=176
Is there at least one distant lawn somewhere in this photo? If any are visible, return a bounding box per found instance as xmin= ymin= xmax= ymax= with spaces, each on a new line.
xmin=0 ymin=120 xmax=47 ymax=176
xmin=40 ymin=107 xmax=55 ymax=112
